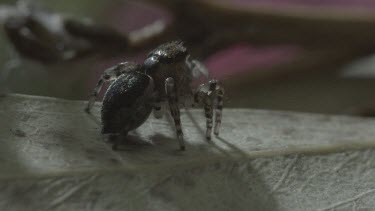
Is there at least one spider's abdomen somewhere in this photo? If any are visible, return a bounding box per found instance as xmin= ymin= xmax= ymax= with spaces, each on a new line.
xmin=101 ymin=71 xmax=154 ymax=134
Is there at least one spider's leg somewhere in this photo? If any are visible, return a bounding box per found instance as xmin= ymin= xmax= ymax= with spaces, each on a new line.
xmin=85 ymin=65 xmax=124 ymax=113
xmin=112 ymin=125 xmax=132 ymax=151
xmin=185 ymin=55 xmax=209 ymax=78
xmin=192 ymin=83 xmax=206 ymax=107
xmin=153 ymin=101 xmax=165 ymax=119
xmin=204 ymin=100 xmax=214 ymax=141
xmin=204 ymin=80 xmax=221 ymax=140
xmin=165 ymin=77 xmax=185 ymax=150
xmin=112 ymin=131 xmax=127 ymax=150
xmin=214 ymin=84 xmax=225 ymax=136
xmin=193 ymin=82 xmax=213 ymax=140
xmin=86 ymin=77 xmax=104 ymax=113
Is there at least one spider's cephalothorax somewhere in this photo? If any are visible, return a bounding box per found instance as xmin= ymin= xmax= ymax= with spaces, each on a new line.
xmin=85 ymin=41 xmax=224 ymax=150
xmin=144 ymin=41 xmax=192 ymax=99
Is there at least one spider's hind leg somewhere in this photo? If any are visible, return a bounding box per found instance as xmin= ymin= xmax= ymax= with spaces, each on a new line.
xmin=85 ymin=62 xmax=139 ymax=113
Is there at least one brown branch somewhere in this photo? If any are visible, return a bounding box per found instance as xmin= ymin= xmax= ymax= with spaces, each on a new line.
xmin=4 ymin=0 xmax=375 ymax=62
xmin=146 ymin=0 xmax=375 ymax=49
xmin=3 ymin=0 xmax=375 ymax=90
xmin=224 ymin=47 xmax=372 ymax=92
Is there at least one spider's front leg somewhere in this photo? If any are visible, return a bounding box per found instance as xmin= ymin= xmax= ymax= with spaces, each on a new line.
xmin=85 ymin=62 xmax=136 ymax=113
xmin=214 ymin=83 xmax=224 ymax=136
xmin=165 ymin=77 xmax=185 ymax=150
xmin=204 ymin=99 xmax=214 ymax=140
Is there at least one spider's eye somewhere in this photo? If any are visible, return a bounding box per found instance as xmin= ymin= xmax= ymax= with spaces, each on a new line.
xmin=144 ymin=56 xmax=159 ymax=71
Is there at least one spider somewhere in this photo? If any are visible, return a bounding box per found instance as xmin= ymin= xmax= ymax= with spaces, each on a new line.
xmin=85 ymin=41 xmax=224 ymax=150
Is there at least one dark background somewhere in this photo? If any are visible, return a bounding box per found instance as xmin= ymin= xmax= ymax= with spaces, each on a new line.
xmin=1 ymin=0 xmax=375 ymax=115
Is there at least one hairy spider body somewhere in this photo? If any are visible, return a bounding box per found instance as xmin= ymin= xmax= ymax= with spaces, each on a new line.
xmin=101 ymin=71 xmax=154 ymax=134
xmin=86 ymin=41 xmax=224 ymax=150
xmin=144 ymin=42 xmax=193 ymax=101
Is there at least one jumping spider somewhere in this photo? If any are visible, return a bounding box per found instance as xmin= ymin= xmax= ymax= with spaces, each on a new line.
xmin=85 ymin=41 xmax=224 ymax=150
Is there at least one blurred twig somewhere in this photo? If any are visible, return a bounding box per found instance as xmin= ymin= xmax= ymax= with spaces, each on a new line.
xmin=140 ymin=0 xmax=375 ymax=92
xmin=227 ymin=50 xmax=371 ymax=95
xmin=3 ymin=0 xmax=375 ymax=61
xmin=2 ymin=0 xmax=375 ymax=103
xmin=144 ymin=0 xmax=375 ymax=52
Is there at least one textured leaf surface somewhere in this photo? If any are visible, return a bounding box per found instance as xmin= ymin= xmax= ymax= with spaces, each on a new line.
xmin=1 ymin=94 xmax=375 ymax=210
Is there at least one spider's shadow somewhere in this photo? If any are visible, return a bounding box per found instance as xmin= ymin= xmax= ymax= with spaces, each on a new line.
xmin=105 ymin=130 xmax=189 ymax=153
xmin=105 ymin=131 xmax=153 ymax=150
xmin=185 ymin=109 xmax=248 ymax=157
xmin=103 ymin=109 xmax=247 ymax=157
